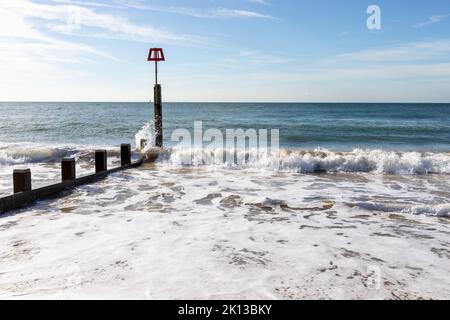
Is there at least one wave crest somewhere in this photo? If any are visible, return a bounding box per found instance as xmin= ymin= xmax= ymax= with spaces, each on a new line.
xmin=156 ymin=148 xmax=450 ymax=175
xmin=0 ymin=144 xmax=120 ymax=165
xmin=0 ymin=146 xmax=76 ymax=165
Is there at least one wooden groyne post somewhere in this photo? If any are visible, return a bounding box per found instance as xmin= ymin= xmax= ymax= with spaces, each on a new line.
xmin=13 ymin=169 xmax=32 ymax=194
xmin=148 ymin=48 xmax=165 ymax=148
xmin=61 ymin=158 xmax=76 ymax=182
xmin=0 ymin=145 xmax=144 ymax=215
xmin=121 ymin=144 xmax=131 ymax=166
xmin=95 ymin=150 xmax=107 ymax=173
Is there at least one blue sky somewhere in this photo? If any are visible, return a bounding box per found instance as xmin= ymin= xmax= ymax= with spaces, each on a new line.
xmin=1 ymin=0 xmax=450 ymax=102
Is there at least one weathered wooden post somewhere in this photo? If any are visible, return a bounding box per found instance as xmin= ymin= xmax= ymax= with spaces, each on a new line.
xmin=148 ymin=48 xmax=165 ymax=148
xmin=154 ymin=84 xmax=163 ymax=148
xmin=61 ymin=158 xmax=76 ymax=182
xmin=13 ymin=169 xmax=32 ymax=194
xmin=95 ymin=150 xmax=107 ymax=173
xmin=121 ymin=144 xmax=131 ymax=166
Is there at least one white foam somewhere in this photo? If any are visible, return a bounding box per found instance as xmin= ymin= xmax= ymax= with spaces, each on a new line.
xmin=354 ymin=202 xmax=450 ymax=217
xmin=1 ymin=166 xmax=449 ymax=299
xmin=0 ymin=142 xmax=124 ymax=196
xmin=0 ymin=146 xmax=75 ymax=165
xmin=157 ymin=148 xmax=450 ymax=175
xmin=404 ymin=203 xmax=450 ymax=217
xmin=134 ymin=122 xmax=155 ymax=152
xmin=0 ymin=142 xmax=127 ymax=166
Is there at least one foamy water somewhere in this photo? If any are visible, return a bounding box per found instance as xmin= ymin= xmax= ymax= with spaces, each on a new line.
xmin=158 ymin=147 xmax=450 ymax=175
xmin=0 ymin=143 xmax=129 ymax=196
xmin=0 ymin=163 xmax=449 ymax=299
xmin=1 ymin=143 xmax=450 ymax=299
xmin=1 ymin=103 xmax=449 ymax=299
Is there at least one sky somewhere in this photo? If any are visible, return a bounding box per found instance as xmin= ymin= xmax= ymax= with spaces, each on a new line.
xmin=0 ymin=0 xmax=450 ymax=102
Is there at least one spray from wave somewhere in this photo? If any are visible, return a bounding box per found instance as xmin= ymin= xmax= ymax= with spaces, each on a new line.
xmin=155 ymin=148 xmax=450 ymax=175
xmin=135 ymin=122 xmax=155 ymax=152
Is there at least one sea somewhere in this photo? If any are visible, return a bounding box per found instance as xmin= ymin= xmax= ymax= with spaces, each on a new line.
xmin=1 ymin=102 xmax=450 ymax=299
xmin=1 ymin=102 xmax=449 ymax=151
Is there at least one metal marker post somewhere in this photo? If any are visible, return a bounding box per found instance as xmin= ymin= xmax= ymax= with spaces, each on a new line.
xmin=147 ymin=48 xmax=165 ymax=148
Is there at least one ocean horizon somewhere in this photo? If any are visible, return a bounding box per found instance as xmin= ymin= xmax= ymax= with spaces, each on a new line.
xmin=1 ymin=102 xmax=449 ymax=150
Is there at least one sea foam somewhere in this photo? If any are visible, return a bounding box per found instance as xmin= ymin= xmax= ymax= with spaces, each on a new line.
xmin=0 ymin=146 xmax=75 ymax=165
xmin=135 ymin=122 xmax=155 ymax=151
xmin=0 ymin=143 xmax=119 ymax=166
xmin=156 ymin=148 xmax=450 ymax=174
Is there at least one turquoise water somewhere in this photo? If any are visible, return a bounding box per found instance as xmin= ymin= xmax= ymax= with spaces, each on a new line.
xmin=0 ymin=102 xmax=449 ymax=151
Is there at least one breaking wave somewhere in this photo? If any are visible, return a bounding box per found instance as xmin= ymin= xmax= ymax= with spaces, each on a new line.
xmin=2 ymin=142 xmax=449 ymax=175
xmin=0 ymin=146 xmax=77 ymax=165
xmin=0 ymin=144 xmax=121 ymax=165
xmin=156 ymin=148 xmax=450 ymax=175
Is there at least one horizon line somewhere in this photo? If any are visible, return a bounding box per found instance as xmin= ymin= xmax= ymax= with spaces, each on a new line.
xmin=1 ymin=101 xmax=450 ymax=104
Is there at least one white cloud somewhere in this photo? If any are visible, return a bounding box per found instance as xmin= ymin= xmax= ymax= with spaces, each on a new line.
xmin=122 ymin=2 xmax=275 ymax=19
xmin=0 ymin=11 xmax=96 ymax=100
xmin=248 ymin=0 xmax=271 ymax=6
xmin=414 ymin=14 xmax=449 ymax=28
xmin=51 ymin=0 xmax=124 ymax=9
xmin=311 ymin=63 xmax=450 ymax=81
xmin=0 ymin=5 xmax=113 ymax=61
xmin=216 ymin=8 xmax=274 ymax=19
xmin=237 ymin=50 xmax=292 ymax=65
xmin=338 ymin=39 xmax=450 ymax=62
xmin=1 ymin=0 xmax=192 ymax=43
xmin=0 ymin=0 xmax=187 ymax=97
